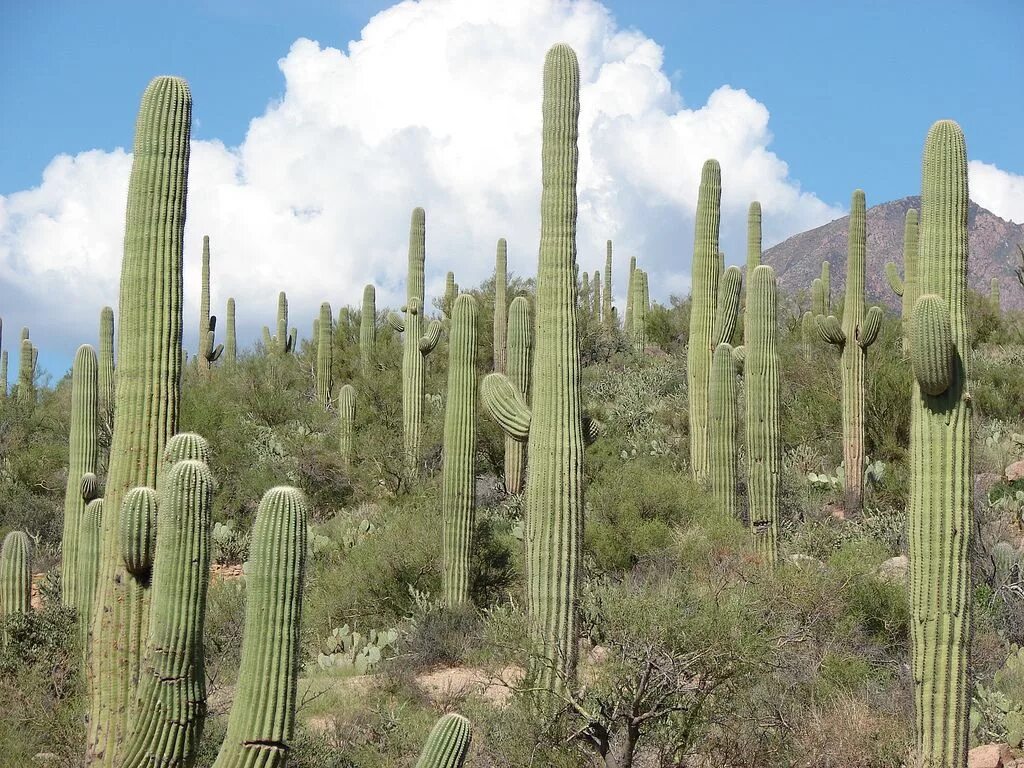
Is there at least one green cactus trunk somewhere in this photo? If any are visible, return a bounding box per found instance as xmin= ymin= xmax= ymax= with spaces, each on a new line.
xmin=317 ymin=303 xmax=333 ymax=409
xmin=225 ymin=298 xmax=236 ymax=365
xmin=0 ymin=349 xmax=7 ymax=400
xmin=815 ymin=191 xmax=881 ymax=514
xmin=990 ymin=277 xmax=1000 ymax=311
xmin=494 ymin=239 xmax=508 ymax=373
xmin=211 ymin=486 xmax=308 ymax=768
xmin=120 ymin=460 xmax=212 ymax=768
xmin=99 ymin=306 xmax=115 ymax=415
xmin=592 ymin=271 xmax=601 ymax=320
xmin=18 ymin=337 xmax=34 ymax=402
xmin=338 ymin=384 xmax=356 ymax=467
xmin=746 ymin=266 xmax=781 ymax=562
xmin=78 ymin=500 xmax=103 ymax=661
xmin=603 ymin=240 xmax=613 ymax=328
xmin=442 ymin=272 xmax=457 ymax=318
xmin=504 ymin=297 xmax=532 ymax=495
xmin=414 ymin=713 xmax=472 ymax=768
xmin=708 ymin=343 xmax=738 ymax=520
xmin=442 ymin=295 xmax=478 ymax=606
xmin=687 ymin=159 xmax=723 ymax=483
xmin=631 ymin=270 xmax=647 ymax=353
xmin=88 ymin=76 xmax=190 ymax=766
xmin=907 ymin=120 xmax=972 ymax=768
xmin=744 ymin=201 xmax=761 ymax=337
xmin=360 ymin=284 xmax=376 ymax=376
xmin=1 ymin=531 xmax=32 ymax=639
xmin=198 ymin=235 xmax=223 ymax=375
xmin=62 ymin=344 xmax=99 ymax=609
xmin=624 ymin=256 xmax=636 ymax=337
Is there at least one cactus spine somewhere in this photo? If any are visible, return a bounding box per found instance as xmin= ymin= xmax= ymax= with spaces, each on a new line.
xmin=908 ymin=120 xmax=972 ymax=768
xmin=224 ymin=298 xmax=236 ymax=365
xmin=442 ymin=295 xmax=478 ymax=606
xmin=504 ymin=297 xmax=532 ymax=494
xmin=885 ymin=208 xmax=919 ymax=351
xmin=744 ymin=201 xmax=761 ymax=336
xmin=0 ymin=531 xmax=32 ymax=635
xmin=338 ymin=384 xmax=356 ymax=466
xmin=687 ymin=159 xmax=724 ymax=482
xmin=631 ymin=270 xmax=648 ymax=352
xmin=78 ymin=499 xmax=103 ymax=658
xmin=708 ymin=343 xmax=738 ymax=520
xmin=624 ymin=256 xmax=637 ymax=337
xmin=62 ymin=344 xmax=99 ymax=609
xmin=746 ymin=265 xmax=781 ymax=561
xmin=494 ymin=239 xmax=508 ymax=373
xmin=198 ymin=235 xmax=223 ymax=374
xmin=603 ymin=240 xmax=613 ymax=328
xmin=393 ymin=208 xmax=442 ymax=475
xmin=360 ymin=284 xmax=376 ymax=376
xmin=414 ymin=713 xmax=472 ymax=768
xmin=317 ymin=302 xmax=333 ymax=409
xmin=211 ymin=486 xmax=308 ymax=768
xmin=88 ymin=76 xmax=190 ymax=765
xmin=815 ymin=190 xmax=882 ymax=514
xmin=99 ymin=306 xmax=115 ymax=414
xmin=120 ymin=460 xmax=212 ymax=768
xmin=263 ymin=292 xmax=294 ymax=354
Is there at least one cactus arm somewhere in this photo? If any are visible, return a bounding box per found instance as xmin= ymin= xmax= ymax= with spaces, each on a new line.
xmin=731 ymin=344 xmax=745 ymax=374
xmin=287 ymin=328 xmax=297 ymax=353
xmin=911 ymin=294 xmax=954 ymax=396
xmin=481 ymin=373 xmax=531 ymax=441
xmin=815 ymin=315 xmax=846 ymax=346
xmin=709 ymin=343 xmax=738 ymax=521
xmin=119 ymin=487 xmax=158 ymax=581
xmin=885 ymin=262 xmax=905 ymax=296
xmin=582 ymin=414 xmax=602 ymax=445
xmin=504 ymin=296 xmax=532 ymax=494
xmin=387 ymin=312 xmax=405 ymax=333
xmin=858 ymin=306 xmax=883 ymax=348
xmin=420 ymin=320 xmax=443 ymax=355
xmin=262 ymin=326 xmax=272 ymax=348
xmin=712 ymin=265 xmax=742 ymax=346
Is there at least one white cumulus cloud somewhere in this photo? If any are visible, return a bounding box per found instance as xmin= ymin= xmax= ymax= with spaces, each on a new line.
xmin=969 ymin=160 xmax=1024 ymax=225
xmin=4 ymin=0 xmax=857 ymax=372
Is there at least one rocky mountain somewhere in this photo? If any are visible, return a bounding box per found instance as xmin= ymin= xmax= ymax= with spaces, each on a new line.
xmin=763 ymin=196 xmax=1024 ymax=312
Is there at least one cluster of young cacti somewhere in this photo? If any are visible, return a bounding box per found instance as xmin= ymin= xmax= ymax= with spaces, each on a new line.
xmin=263 ymin=291 xmax=297 ymax=354
xmin=198 ymin=235 xmax=224 ymax=375
xmin=907 ymin=119 xmax=972 ymax=768
xmin=815 ymin=190 xmax=882 ymax=514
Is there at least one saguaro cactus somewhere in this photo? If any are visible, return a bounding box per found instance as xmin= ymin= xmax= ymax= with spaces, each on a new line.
xmin=0 ymin=531 xmax=32 ymax=629
xmin=494 ymin=239 xmax=508 ymax=373
xmin=212 ymin=486 xmax=308 ymax=768
xmin=317 ymin=303 xmax=333 ymax=409
xmin=442 ymin=295 xmax=478 ymax=606
xmin=88 ymin=75 xmax=190 ymax=766
xmin=504 ymin=297 xmax=532 ymax=494
xmin=360 ymin=284 xmax=376 ymax=376
xmin=263 ymin=292 xmax=295 ymax=355
xmin=480 ymin=44 xmax=584 ymax=695
xmin=815 ymin=190 xmax=882 ymax=514
xmin=632 ymin=270 xmax=648 ymax=352
xmin=885 ymin=208 xmax=919 ymax=351
xmin=62 ymin=344 xmax=99 ymax=609
xmin=990 ymin=277 xmax=1000 ymax=311
xmin=603 ymin=240 xmax=613 ymax=328
xmin=746 ymin=265 xmax=781 ymax=561
xmin=687 ymin=159 xmax=733 ymax=482
xmin=592 ymin=271 xmax=601 ymax=320
xmin=224 ymin=298 xmax=237 ymax=365
xmin=708 ymin=343 xmax=738 ymax=520
xmin=442 ymin=272 xmax=458 ymax=318
xmin=198 ymin=235 xmax=224 ymax=375
xmin=624 ymin=256 xmax=637 ymax=337
xmin=99 ymin=306 xmax=115 ymax=415
xmin=78 ymin=499 xmax=103 ymax=658
xmin=744 ymin=201 xmax=761 ymax=336
xmin=120 ymin=460 xmax=212 ymax=768
xmin=414 ymin=713 xmax=472 ymax=768
xmin=0 ymin=349 xmax=7 ymax=400
xmin=338 ymin=384 xmax=356 ymax=466
xmin=390 ymin=208 xmax=443 ymax=475
xmin=18 ymin=337 xmax=34 ymax=402
xmin=908 ymin=120 xmax=972 ymax=768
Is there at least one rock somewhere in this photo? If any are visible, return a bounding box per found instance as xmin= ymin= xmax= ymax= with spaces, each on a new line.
xmin=876 ymin=555 xmax=909 ymax=583
xmin=823 ymin=503 xmax=845 ymax=521
xmin=1007 ymin=461 xmax=1024 ymax=482
xmin=969 ymin=743 xmax=1011 ymax=768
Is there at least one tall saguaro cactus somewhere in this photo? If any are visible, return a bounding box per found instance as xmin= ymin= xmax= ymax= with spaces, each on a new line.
xmin=708 ymin=343 xmax=738 ymax=520
xmin=494 ymin=239 xmax=508 ymax=373
xmin=224 ymin=298 xmax=237 ymax=365
xmin=62 ymin=344 xmax=99 ymax=609
xmin=815 ymin=190 xmax=882 ymax=514
xmin=317 ymin=302 xmax=333 ymax=409
xmin=390 ymin=208 xmax=443 ymax=475
xmin=624 ymin=256 xmax=637 ymax=337
xmin=631 ymin=270 xmax=648 ymax=352
xmin=338 ymin=384 xmax=356 ymax=466
xmin=263 ymin=292 xmax=295 ymax=355
xmin=481 ymin=44 xmax=584 ymax=696
xmin=360 ymin=284 xmax=376 ymax=376
xmin=442 ymin=294 xmax=478 ymax=606
xmin=442 ymin=272 xmax=458 ymax=318
xmin=603 ymin=240 xmax=613 ymax=328
xmin=746 ymin=265 xmax=781 ymax=561
xmin=18 ymin=337 xmax=35 ymax=402
xmin=99 ymin=306 xmax=115 ymax=415
xmin=212 ymin=486 xmax=308 ymax=768
xmin=198 ymin=235 xmax=223 ymax=375
xmin=885 ymin=208 xmax=919 ymax=351
xmin=908 ymin=120 xmax=972 ymax=768
xmin=88 ymin=75 xmax=190 ymax=767
xmin=744 ymin=201 xmax=761 ymax=336
xmin=687 ymin=160 xmax=724 ymax=482
xmin=503 ymin=297 xmax=532 ymax=494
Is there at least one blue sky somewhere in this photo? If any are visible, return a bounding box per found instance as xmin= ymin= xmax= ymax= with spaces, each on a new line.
xmin=1 ymin=0 xmax=1022 ymax=384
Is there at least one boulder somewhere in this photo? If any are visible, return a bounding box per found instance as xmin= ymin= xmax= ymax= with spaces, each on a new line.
xmin=1007 ymin=461 xmax=1024 ymax=482
xmin=876 ymin=555 xmax=909 ymax=583
xmin=969 ymin=743 xmax=1011 ymax=768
